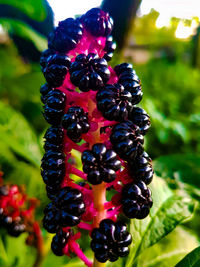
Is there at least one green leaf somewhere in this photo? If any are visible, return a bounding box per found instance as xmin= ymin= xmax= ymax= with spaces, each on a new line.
xmin=135 ymin=227 xmax=199 ymax=267
xmin=153 ymin=154 xmax=200 ymax=200
xmin=125 ymin=176 xmax=194 ymax=267
xmin=1 ymin=18 xmax=47 ymax=51
xmin=0 ymin=101 xmax=42 ymax=167
xmin=176 ymin=246 xmax=200 ymax=267
xmin=0 ymin=0 xmax=47 ymax=21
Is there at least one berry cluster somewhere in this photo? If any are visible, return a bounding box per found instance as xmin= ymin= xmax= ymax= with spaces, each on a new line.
xmin=91 ymin=219 xmax=132 ymax=262
xmin=0 ymin=175 xmax=41 ymax=249
xmin=40 ymin=7 xmax=153 ymax=266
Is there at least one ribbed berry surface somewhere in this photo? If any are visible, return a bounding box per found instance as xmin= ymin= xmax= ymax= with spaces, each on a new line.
xmin=48 ymin=18 xmax=83 ymax=53
xmin=44 ymin=126 xmax=64 ymax=152
xmin=103 ymin=36 xmax=116 ymax=62
xmin=41 ymin=151 xmax=65 ymax=198
xmin=81 ymin=8 xmax=113 ymax=37
xmin=129 ymin=107 xmax=151 ymax=135
xmin=91 ymin=219 xmax=132 ymax=262
xmin=40 ymin=83 xmax=53 ymax=104
xmin=82 ymin=143 xmax=121 ymax=185
xmin=110 ymin=121 xmax=144 ymax=161
xmin=62 ymin=106 xmax=90 ymax=143
xmin=43 ymin=90 xmax=66 ymax=125
xmin=40 ymin=48 xmax=55 ymax=70
xmin=122 ymin=181 xmax=153 ymax=219
xmin=43 ymin=187 xmax=85 ymax=233
xmin=97 ymin=83 xmax=133 ymax=121
xmin=51 ymin=229 xmax=72 ymax=256
xmin=128 ymin=152 xmax=154 ymax=185
xmin=69 ymin=53 xmax=110 ymax=91
xmin=114 ymin=63 xmax=143 ymax=105
xmin=42 ymin=53 xmax=71 ymax=87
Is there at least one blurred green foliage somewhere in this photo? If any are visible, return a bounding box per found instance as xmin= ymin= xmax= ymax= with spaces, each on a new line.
xmin=0 ymin=2 xmax=200 ymax=267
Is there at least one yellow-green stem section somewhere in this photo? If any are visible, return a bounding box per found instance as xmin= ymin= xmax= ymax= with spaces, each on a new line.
xmin=92 ymin=183 xmax=107 ymax=267
xmin=88 ymin=96 xmax=107 ymax=267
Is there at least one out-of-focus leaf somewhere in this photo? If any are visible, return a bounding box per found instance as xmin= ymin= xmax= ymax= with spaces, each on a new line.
xmin=153 ymin=154 xmax=200 ymax=200
xmin=0 ymin=236 xmax=8 ymax=264
xmin=176 ymin=246 xmax=200 ymax=267
xmin=0 ymin=101 xmax=42 ymax=167
xmin=1 ymin=18 xmax=47 ymax=51
xmin=135 ymin=227 xmax=199 ymax=267
xmin=125 ymin=176 xmax=194 ymax=267
xmin=4 ymin=234 xmax=36 ymax=267
xmin=0 ymin=1 xmax=47 ymax=21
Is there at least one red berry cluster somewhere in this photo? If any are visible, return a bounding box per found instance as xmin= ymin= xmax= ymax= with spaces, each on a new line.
xmin=40 ymin=8 xmax=153 ymax=266
xmin=0 ymin=172 xmax=42 ymax=249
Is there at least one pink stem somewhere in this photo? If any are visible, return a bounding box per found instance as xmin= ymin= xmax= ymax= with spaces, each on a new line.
xmin=78 ymin=222 xmax=92 ymax=231
xmin=106 ymin=206 xmax=121 ymax=218
xmin=69 ymin=240 xmax=92 ymax=267
xmin=70 ymin=166 xmax=87 ymax=180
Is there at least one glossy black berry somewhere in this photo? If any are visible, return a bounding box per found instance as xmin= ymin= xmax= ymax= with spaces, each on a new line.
xmin=42 ymin=53 xmax=71 ymax=87
xmin=48 ymin=18 xmax=83 ymax=53
xmin=103 ymin=36 xmax=116 ymax=62
xmin=62 ymin=106 xmax=90 ymax=143
xmin=110 ymin=121 xmax=144 ymax=161
xmin=82 ymin=143 xmax=121 ymax=185
xmin=40 ymin=49 xmax=55 ymax=70
xmin=114 ymin=63 xmax=143 ymax=105
xmin=44 ymin=126 xmax=64 ymax=152
xmin=51 ymin=229 xmax=72 ymax=256
xmin=43 ymin=90 xmax=66 ymax=125
xmin=46 ymin=184 xmax=61 ymax=200
xmin=122 ymin=181 xmax=153 ymax=219
xmin=41 ymin=151 xmax=65 ymax=171
xmin=128 ymin=152 xmax=154 ymax=185
xmin=91 ymin=219 xmax=132 ymax=263
xmin=69 ymin=53 xmax=110 ymax=92
xmin=43 ymin=187 xmax=85 ymax=232
xmin=96 ymin=83 xmax=133 ymax=121
xmin=40 ymin=83 xmax=53 ymax=104
xmin=129 ymin=107 xmax=150 ymax=135
xmin=81 ymin=8 xmax=113 ymax=37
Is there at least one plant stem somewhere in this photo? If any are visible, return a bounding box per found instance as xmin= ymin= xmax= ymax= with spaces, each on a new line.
xmin=88 ymin=95 xmax=107 ymax=267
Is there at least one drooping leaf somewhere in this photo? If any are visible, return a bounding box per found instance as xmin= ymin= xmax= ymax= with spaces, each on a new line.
xmin=125 ymin=176 xmax=194 ymax=267
xmin=135 ymin=227 xmax=199 ymax=267
xmin=0 ymin=1 xmax=47 ymax=21
xmin=0 ymin=18 xmax=47 ymax=51
xmin=175 ymin=246 xmax=200 ymax=267
xmin=0 ymin=101 xmax=42 ymax=167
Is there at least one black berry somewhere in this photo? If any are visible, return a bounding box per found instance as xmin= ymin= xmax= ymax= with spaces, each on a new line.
xmin=48 ymin=18 xmax=83 ymax=53
xmin=43 ymin=90 xmax=66 ymax=125
xmin=81 ymin=8 xmax=113 ymax=37
xmin=42 ymin=53 xmax=71 ymax=87
xmin=128 ymin=152 xmax=154 ymax=185
xmin=40 ymin=83 xmax=53 ymax=104
xmin=103 ymin=36 xmax=116 ymax=62
xmin=51 ymin=229 xmax=72 ymax=256
xmin=91 ymin=219 xmax=132 ymax=263
xmin=110 ymin=121 xmax=144 ymax=161
xmin=69 ymin=53 xmax=110 ymax=92
xmin=44 ymin=126 xmax=64 ymax=152
xmin=129 ymin=107 xmax=150 ymax=135
xmin=82 ymin=143 xmax=121 ymax=185
xmin=114 ymin=63 xmax=143 ymax=105
xmin=62 ymin=106 xmax=90 ymax=143
xmin=43 ymin=187 xmax=85 ymax=232
xmin=122 ymin=181 xmax=153 ymax=219
xmin=96 ymin=83 xmax=133 ymax=121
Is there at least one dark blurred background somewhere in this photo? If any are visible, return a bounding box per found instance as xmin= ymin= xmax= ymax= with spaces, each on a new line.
xmin=0 ymin=0 xmax=200 ymax=266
